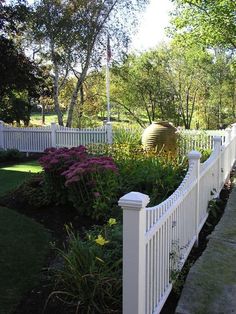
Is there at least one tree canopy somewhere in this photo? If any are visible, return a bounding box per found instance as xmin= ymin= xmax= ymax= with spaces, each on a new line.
xmin=170 ymin=0 xmax=236 ymax=50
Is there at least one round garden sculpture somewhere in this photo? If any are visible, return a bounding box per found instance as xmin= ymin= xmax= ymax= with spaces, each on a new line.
xmin=141 ymin=121 xmax=178 ymax=154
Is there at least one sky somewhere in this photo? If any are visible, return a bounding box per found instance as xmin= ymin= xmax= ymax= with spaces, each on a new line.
xmin=131 ymin=0 xmax=174 ymax=51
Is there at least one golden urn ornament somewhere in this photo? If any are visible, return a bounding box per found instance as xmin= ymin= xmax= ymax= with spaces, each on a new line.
xmin=142 ymin=121 xmax=178 ymax=153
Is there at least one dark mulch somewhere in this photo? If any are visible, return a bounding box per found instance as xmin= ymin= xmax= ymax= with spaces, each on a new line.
xmin=0 ymin=165 xmax=233 ymax=314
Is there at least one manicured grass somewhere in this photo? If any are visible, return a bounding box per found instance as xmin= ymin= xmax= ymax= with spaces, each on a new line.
xmin=0 ymin=161 xmax=42 ymax=196
xmin=30 ymin=112 xmax=67 ymax=126
xmin=0 ymin=206 xmax=50 ymax=314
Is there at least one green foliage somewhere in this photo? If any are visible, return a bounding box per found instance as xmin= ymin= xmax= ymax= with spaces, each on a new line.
xmin=50 ymin=221 xmax=122 ymax=313
xmin=170 ymin=0 xmax=236 ymax=50
xmin=116 ymin=149 xmax=187 ymax=205
xmin=9 ymin=174 xmax=50 ymax=209
xmin=113 ymin=126 xmax=142 ymax=145
xmin=0 ymin=91 xmax=33 ymax=125
xmin=0 ymin=149 xmax=24 ymax=163
xmin=40 ymin=147 xmax=119 ymax=220
xmin=67 ymin=168 xmax=119 ymax=221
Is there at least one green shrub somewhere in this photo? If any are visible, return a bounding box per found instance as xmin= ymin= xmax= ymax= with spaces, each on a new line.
xmin=117 ymin=151 xmax=187 ymax=206
xmin=113 ymin=126 xmax=142 ymax=145
xmin=50 ymin=220 xmax=122 ymax=313
xmin=63 ymin=156 xmax=119 ymax=220
xmin=39 ymin=146 xmax=88 ymax=205
xmin=39 ymin=147 xmax=119 ymax=220
xmin=6 ymin=174 xmax=50 ymax=209
xmin=0 ymin=149 xmax=24 ymax=163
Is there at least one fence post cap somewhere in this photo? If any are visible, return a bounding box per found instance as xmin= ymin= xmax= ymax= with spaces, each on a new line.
xmin=188 ymin=150 xmax=201 ymax=160
xmin=118 ymin=192 xmax=150 ymax=210
xmin=213 ymin=135 xmax=222 ymax=142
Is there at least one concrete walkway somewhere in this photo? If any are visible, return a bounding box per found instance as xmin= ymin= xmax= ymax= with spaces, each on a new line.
xmin=176 ymin=181 xmax=236 ymax=314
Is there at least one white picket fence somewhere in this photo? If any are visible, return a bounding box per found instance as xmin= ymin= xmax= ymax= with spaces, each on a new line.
xmin=119 ymin=124 xmax=236 ymax=314
xmin=178 ymin=129 xmax=226 ymax=155
xmin=0 ymin=121 xmax=112 ymax=152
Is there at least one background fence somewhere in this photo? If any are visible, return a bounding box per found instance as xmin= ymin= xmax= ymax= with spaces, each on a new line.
xmin=0 ymin=121 xmax=112 ymax=152
xmin=119 ymin=124 xmax=236 ymax=314
xmin=0 ymin=120 xmax=228 ymax=155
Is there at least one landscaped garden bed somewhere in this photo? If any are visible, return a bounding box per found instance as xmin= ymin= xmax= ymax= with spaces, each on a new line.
xmin=0 ymin=145 xmax=187 ymax=314
xmin=1 ymin=144 xmax=228 ymax=314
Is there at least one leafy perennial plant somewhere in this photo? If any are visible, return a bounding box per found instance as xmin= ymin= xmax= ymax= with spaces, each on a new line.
xmin=39 ymin=146 xmax=119 ymax=220
xmin=50 ymin=219 xmax=122 ymax=313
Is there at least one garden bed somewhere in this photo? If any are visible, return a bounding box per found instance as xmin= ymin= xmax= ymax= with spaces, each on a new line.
xmin=1 ymin=146 xmax=230 ymax=314
xmin=2 ymin=176 xmax=231 ymax=314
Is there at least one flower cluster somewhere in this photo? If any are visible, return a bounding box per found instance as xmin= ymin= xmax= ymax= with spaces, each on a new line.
xmin=62 ymin=156 xmax=118 ymax=187
xmin=39 ymin=146 xmax=119 ymax=220
xmin=39 ymin=146 xmax=88 ymax=174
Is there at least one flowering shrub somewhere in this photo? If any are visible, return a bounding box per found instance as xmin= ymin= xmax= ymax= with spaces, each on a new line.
xmin=39 ymin=147 xmax=119 ymax=219
xmin=63 ymin=156 xmax=119 ymax=220
xmin=39 ymin=146 xmax=88 ymax=204
xmin=50 ymin=219 xmax=122 ymax=313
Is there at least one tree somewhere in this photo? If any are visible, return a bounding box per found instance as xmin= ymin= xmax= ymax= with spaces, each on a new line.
xmin=110 ymin=48 xmax=177 ymax=127
xmin=31 ymin=0 xmax=149 ymax=126
xmin=0 ymin=1 xmax=42 ymax=124
xmin=170 ymin=0 xmax=236 ymax=50
xmin=168 ymin=45 xmax=213 ymax=129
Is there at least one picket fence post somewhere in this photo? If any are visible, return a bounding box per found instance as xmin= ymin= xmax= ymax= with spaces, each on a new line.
xmin=105 ymin=122 xmax=113 ymax=144
xmin=232 ymin=124 xmax=236 ymax=160
xmin=51 ymin=122 xmax=57 ymax=147
xmin=213 ymin=136 xmax=222 ymax=191
xmin=0 ymin=121 xmax=4 ymax=149
xmin=188 ymin=151 xmax=201 ymax=246
xmin=225 ymin=128 xmax=232 ymax=145
xmin=118 ymin=191 xmax=150 ymax=314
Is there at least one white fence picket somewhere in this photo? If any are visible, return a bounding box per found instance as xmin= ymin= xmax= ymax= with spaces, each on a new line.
xmin=119 ymin=124 xmax=236 ymax=314
xmin=0 ymin=122 xmax=110 ymax=152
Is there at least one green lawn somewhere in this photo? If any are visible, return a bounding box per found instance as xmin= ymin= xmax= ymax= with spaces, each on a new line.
xmin=0 ymin=206 xmax=50 ymax=314
xmin=0 ymin=161 xmax=42 ymax=196
xmin=0 ymin=160 xmax=49 ymax=314
xmin=30 ymin=112 xmax=67 ymax=126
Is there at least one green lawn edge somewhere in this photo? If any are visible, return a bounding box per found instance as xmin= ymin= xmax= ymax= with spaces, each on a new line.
xmin=0 ymin=160 xmax=42 ymax=196
xmin=0 ymin=206 xmax=51 ymax=314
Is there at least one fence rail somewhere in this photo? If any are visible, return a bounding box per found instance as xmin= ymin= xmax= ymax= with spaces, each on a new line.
xmin=119 ymin=124 xmax=236 ymax=314
xmin=0 ymin=121 xmax=112 ymax=152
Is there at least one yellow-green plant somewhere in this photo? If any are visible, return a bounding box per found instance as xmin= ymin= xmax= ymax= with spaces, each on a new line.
xmin=48 ymin=220 xmax=122 ymax=313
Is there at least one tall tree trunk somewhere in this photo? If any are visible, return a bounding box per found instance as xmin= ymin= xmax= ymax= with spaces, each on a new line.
xmin=66 ymin=42 xmax=93 ymax=127
xmin=42 ymin=103 xmax=45 ymax=125
xmin=66 ymin=79 xmax=80 ymax=127
xmin=78 ymin=84 xmax=84 ymax=128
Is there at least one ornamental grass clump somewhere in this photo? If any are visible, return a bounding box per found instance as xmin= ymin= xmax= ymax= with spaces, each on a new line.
xmin=49 ymin=220 xmax=122 ymax=313
xmin=63 ymin=156 xmax=119 ymax=220
xmin=39 ymin=146 xmax=88 ymax=204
